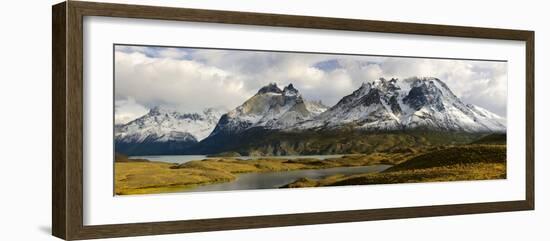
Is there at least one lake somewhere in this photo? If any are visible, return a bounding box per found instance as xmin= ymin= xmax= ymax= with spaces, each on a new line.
xmin=187 ymin=165 xmax=391 ymax=192
xmin=127 ymin=154 xmax=391 ymax=193
xmin=129 ymin=154 xmax=348 ymax=164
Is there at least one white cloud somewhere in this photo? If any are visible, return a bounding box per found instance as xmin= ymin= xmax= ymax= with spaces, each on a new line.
xmin=114 ymin=97 xmax=148 ymax=125
xmin=115 ymin=46 xmax=507 ymax=121
xmin=156 ymin=48 xmax=189 ymax=59
xmin=115 ymin=51 xmax=248 ymax=113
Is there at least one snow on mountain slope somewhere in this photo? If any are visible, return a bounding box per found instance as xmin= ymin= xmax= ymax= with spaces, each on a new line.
xmin=297 ymin=77 xmax=506 ymax=132
xmin=208 ymin=83 xmax=324 ymax=136
xmin=305 ymin=100 xmax=329 ymax=115
xmin=117 ymin=76 xmax=505 ymax=154
xmin=115 ymin=106 xmax=224 ymax=144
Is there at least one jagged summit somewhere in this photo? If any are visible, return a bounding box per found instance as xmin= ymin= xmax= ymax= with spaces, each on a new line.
xmin=148 ymin=105 xmax=171 ymax=115
xmin=206 ymin=78 xmax=505 ymax=140
xmin=257 ymin=82 xmax=283 ymax=94
xmin=207 ymin=83 xmax=327 ymax=137
xmin=283 ymin=83 xmax=299 ymax=97
xmin=297 ymin=77 xmax=506 ymax=132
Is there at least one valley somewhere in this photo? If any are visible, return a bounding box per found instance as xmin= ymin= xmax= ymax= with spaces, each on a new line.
xmin=114 ymin=77 xmax=507 ymax=195
xmin=115 ymin=141 xmax=506 ymax=194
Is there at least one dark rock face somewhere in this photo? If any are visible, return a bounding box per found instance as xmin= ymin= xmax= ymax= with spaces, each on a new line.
xmin=283 ymin=83 xmax=298 ymax=95
xmin=115 ymin=138 xmax=197 ymax=156
xmin=388 ymin=95 xmax=402 ymax=115
xmin=403 ymin=81 xmax=445 ymax=111
xmin=387 ymin=78 xmax=400 ymax=92
xmin=360 ymin=89 xmax=383 ymax=106
xmin=404 ymin=86 xmax=429 ymax=110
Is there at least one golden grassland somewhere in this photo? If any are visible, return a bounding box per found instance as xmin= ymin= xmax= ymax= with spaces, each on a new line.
xmin=115 ymin=144 xmax=506 ymax=195
xmin=282 ymin=163 xmax=505 ymax=188
xmin=282 ymin=145 xmax=506 ymax=188
xmin=114 ymin=150 xmax=414 ymax=195
xmin=115 ymin=161 xmax=235 ymax=195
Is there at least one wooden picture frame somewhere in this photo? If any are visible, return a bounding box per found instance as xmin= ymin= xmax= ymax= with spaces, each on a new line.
xmin=52 ymin=1 xmax=534 ymax=240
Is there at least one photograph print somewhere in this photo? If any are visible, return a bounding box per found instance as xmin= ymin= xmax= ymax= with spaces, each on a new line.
xmin=114 ymin=44 xmax=507 ymax=195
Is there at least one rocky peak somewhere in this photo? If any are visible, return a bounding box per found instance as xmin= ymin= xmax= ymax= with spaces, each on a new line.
xmin=333 ymin=82 xmax=371 ymax=107
xmin=298 ymin=76 xmax=505 ymax=133
xmin=148 ymin=106 xmax=181 ymax=117
xmin=148 ymin=106 xmax=164 ymax=115
xmin=282 ymin=83 xmax=299 ymax=97
xmin=208 ymin=83 xmax=324 ymax=136
xmin=387 ymin=78 xmax=401 ymax=92
xmin=370 ymin=78 xmax=401 ymax=93
xmin=257 ymin=82 xmax=283 ymax=94
xmin=407 ymin=77 xmax=449 ymax=92
xmin=403 ymin=77 xmax=454 ymax=111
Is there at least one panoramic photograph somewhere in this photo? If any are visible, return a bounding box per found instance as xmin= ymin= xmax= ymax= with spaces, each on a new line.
xmin=113 ymin=44 xmax=507 ymax=195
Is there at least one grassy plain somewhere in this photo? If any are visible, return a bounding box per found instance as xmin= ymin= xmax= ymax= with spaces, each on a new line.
xmin=115 ymin=141 xmax=506 ymax=195
xmin=114 ymin=151 xmax=413 ymax=195
xmin=282 ymin=145 xmax=506 ymax=188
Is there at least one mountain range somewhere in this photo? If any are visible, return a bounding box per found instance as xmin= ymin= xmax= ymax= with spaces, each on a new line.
xmin=114 ymin=107 xmax=224 ymax=155
xmin=295 ymin=77 xmax=505 ymax=132
xmin=115 ymin=77 xmax=506 ymax=156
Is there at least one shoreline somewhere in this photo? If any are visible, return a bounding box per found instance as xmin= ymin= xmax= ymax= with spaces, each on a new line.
xmin=115 ymin=151 xmax=411 ymax=195
xmin=115 ymin=144 xmax=506 ymax=195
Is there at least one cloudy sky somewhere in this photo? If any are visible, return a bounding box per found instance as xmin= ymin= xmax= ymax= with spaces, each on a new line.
xmin=114 ymin=45 xmax=507 ymax=124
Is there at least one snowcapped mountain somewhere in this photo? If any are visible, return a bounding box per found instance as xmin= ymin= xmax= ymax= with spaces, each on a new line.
xmin=115 ymin=78 xmax=505 ymax=156
xmin=116 ymin=106 xmax=224 ymax=142
xmin=208 ymin=83 xmax=327 ymax=136
xmin=297 ymin=77 xmax=506 ymax=132
xmin=114 ymin=106 xmax=224 ymax=155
